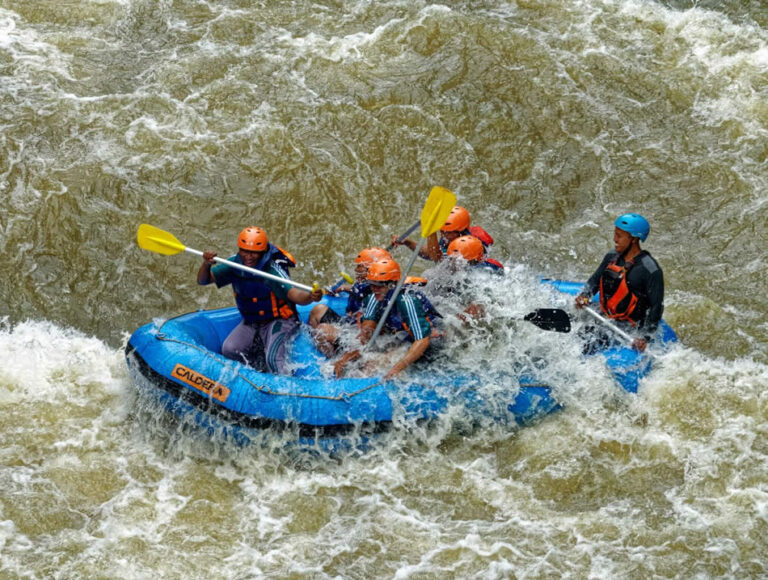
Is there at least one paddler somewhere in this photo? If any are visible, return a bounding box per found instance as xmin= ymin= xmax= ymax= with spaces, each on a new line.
xmin=198 ymin=227 xmax=322 ymax=373
xmin=444 ymin=235 xmax=504 ymax=322
xmin=333 ymin=258 xmax=441 ymax=380
xmin=446 ymin=235 xmax=504 ymax=274
xmin=307 ymin=247 xmax=392 ymax=357
xmin=391 ymin=205 xmax=494 ymax=262
xmin=574 ymin=213 xmax=664 ymax=353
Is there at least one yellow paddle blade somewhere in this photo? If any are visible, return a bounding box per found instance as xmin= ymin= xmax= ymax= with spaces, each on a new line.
xmin=136 ymin=224 xmax=186 ymax=256
xmin=420 ymin=186 xmax=457 ymax=238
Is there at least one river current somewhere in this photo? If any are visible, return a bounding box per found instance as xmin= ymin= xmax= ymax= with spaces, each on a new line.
xmin=1 ymin=0 xmax=767 ymax=577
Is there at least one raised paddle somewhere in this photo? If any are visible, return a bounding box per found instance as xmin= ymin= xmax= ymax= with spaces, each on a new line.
xmin=366 ymin=186 xmax=457 ymax=349
xmin=386 ymin=220 xmax=421 ymax=251
xmin=136 ymin=224 xmax=317 ymax=293
xmin=327 ymin=220 xmax=422 ymax=292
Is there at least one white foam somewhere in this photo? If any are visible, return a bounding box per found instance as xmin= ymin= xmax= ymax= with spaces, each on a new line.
xmin=0 ymin=319 xmax=126 ymax=402
xmin=0 ymin=9 xmax=75 ymax=80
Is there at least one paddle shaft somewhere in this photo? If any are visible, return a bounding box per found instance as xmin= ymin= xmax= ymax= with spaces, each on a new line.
xmin=328 ymin=275 xmax=352 ymax=294
xmin=581 ymin=306 xmax=657 ymax=358
xmin=327 ymin=220 xmax=422 ymax=292
xmin=188 ymin=247 xmax=314 ymax=292
xmin=385 ymin=220 xmax=421 ymax=251
xmin=365 ymin=236 xmax=426 ymax=350
xmin=581 ymin=306 xmax=633 ymax=342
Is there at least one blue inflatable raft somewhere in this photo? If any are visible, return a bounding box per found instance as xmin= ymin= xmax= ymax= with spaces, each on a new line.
xmin=125 ymin=280 xmax=676 ymax=449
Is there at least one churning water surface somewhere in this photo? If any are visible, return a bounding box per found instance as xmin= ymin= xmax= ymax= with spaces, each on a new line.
xmin=1 ymin=0 xmax=767 ymax=577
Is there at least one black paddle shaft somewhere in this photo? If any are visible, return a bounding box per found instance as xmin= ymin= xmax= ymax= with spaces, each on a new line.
xmin=385 ymin=220 xmax=421 ymax=251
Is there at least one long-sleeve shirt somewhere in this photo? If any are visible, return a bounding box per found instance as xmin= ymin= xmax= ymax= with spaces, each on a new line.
xmin=580 ymin=250 xmax=664 ymax=341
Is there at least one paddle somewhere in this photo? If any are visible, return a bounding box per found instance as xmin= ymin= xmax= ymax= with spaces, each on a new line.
xmin=326 ymin=220 xmax=422 ymax=292
xmin=328 ymin=272 xmax=354 ymax=294
xmin=524 ymin=306 xmax=655 ymax=356
xmin=522 ymin=308 xmax=572 ymax=333
xmin=579 ymin=306 xmax=638 ymax=344
xmin=366 ymin=186 xmax=457 ymax=349
xmin=136 ymin=224 xmax=317 ymax=293
xmin=385 ymin=220 xmax=421 ymax=251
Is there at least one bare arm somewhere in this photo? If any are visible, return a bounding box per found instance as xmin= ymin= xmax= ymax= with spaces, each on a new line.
xmin=385 ymin=337 xmax=430 ymax=379
xmin=197 ymin=251 xmax=217 ymax=285
xmin=333 ymin=320 xmax=376 ymax=377
xmin=287 ymin=286 xmax=323 ymax=305
xmin=392 ymin=233 xmax=441 ymax=262
xmin=457 ymin=303 xmax=485 ymax=322
xmin=422 ymin=233 xmax=442 ymax=262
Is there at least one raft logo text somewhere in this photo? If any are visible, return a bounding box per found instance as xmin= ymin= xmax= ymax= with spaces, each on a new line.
xmin=171 ymin=364 xmax=231 ymax=403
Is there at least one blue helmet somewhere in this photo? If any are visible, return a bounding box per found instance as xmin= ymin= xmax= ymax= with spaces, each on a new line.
xmin=614 ymin=213 xmax=650 ymax=241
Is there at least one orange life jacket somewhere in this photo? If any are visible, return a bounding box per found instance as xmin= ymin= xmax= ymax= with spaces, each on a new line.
xmin=599 ymin=257 xmax=640 ymax=324
xmin=404 ymin=276 xmax=428 ymax=286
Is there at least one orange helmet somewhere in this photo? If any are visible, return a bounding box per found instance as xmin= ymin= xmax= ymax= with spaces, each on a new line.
xmin=441 ymin=206 xmax=471 ymax=232
xmin=366 ymin=259 xmax=401 ymax=283
xmin=355 ymin=247 xmax=392 ymax=265
xmin=237 ymin=227 xmax=268 ymax=251
xmin=447 ymin=235 xmax=484 ymax=262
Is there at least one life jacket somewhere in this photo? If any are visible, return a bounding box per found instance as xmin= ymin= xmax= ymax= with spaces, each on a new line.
xmin=346 ymin=282 xmax=372 ymax=315
xmin=385 ymin=289 xmax=442 ymax=340
xmin=439 ymin=225 xmax=495 ymax=254
xmin=599 ymin=253 xmax=644 ymax=324
xmin=230 ymin=244 xmax=298 ymax=324
xmin=468 ymin=226 xmax=494 ymax=247
xmin=404 ymin=276 xmax=428 ymax=286
xmin=476 ymin=258 xmax=504 ymax=272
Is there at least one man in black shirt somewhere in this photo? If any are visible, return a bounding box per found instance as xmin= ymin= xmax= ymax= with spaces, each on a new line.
xmin=575 ymin=213 xmax=664 ymax=352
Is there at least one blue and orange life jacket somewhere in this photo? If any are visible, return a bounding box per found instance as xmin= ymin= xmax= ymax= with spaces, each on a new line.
xmin=231 ymin=244 xmax=298 ymax=324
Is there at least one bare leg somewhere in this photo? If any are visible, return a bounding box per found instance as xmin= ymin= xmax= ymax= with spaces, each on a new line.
xmin=308 ymin=304 xmax=329 ymax=328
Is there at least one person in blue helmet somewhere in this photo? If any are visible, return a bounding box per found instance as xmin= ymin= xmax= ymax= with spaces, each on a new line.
xmin=575 ymin=213 xmax=664 ymax=353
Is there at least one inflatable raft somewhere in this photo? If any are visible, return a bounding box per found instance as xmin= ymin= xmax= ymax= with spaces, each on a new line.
xmin=125 ymin=280 xmax=676 ymax=450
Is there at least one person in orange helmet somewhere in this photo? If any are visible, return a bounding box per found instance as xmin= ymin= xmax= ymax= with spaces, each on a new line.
xmin=443 ymin=235 xmax=504 ymax=321
xmin=446 ymin=235 xmax=504 ymax=272
xmin=307 ymin=247 xmax=392 ymax=357
xmin=198 ymin=227 xmax=322 ymax=373
xmin=391 ymin=205 xmax=494 ymax=262
xmin=333 ymin=258 xmax=441 ymax=380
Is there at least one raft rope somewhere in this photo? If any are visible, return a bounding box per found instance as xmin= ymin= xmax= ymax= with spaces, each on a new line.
xmin=155 ymin=322 xmax=385 ymax=402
